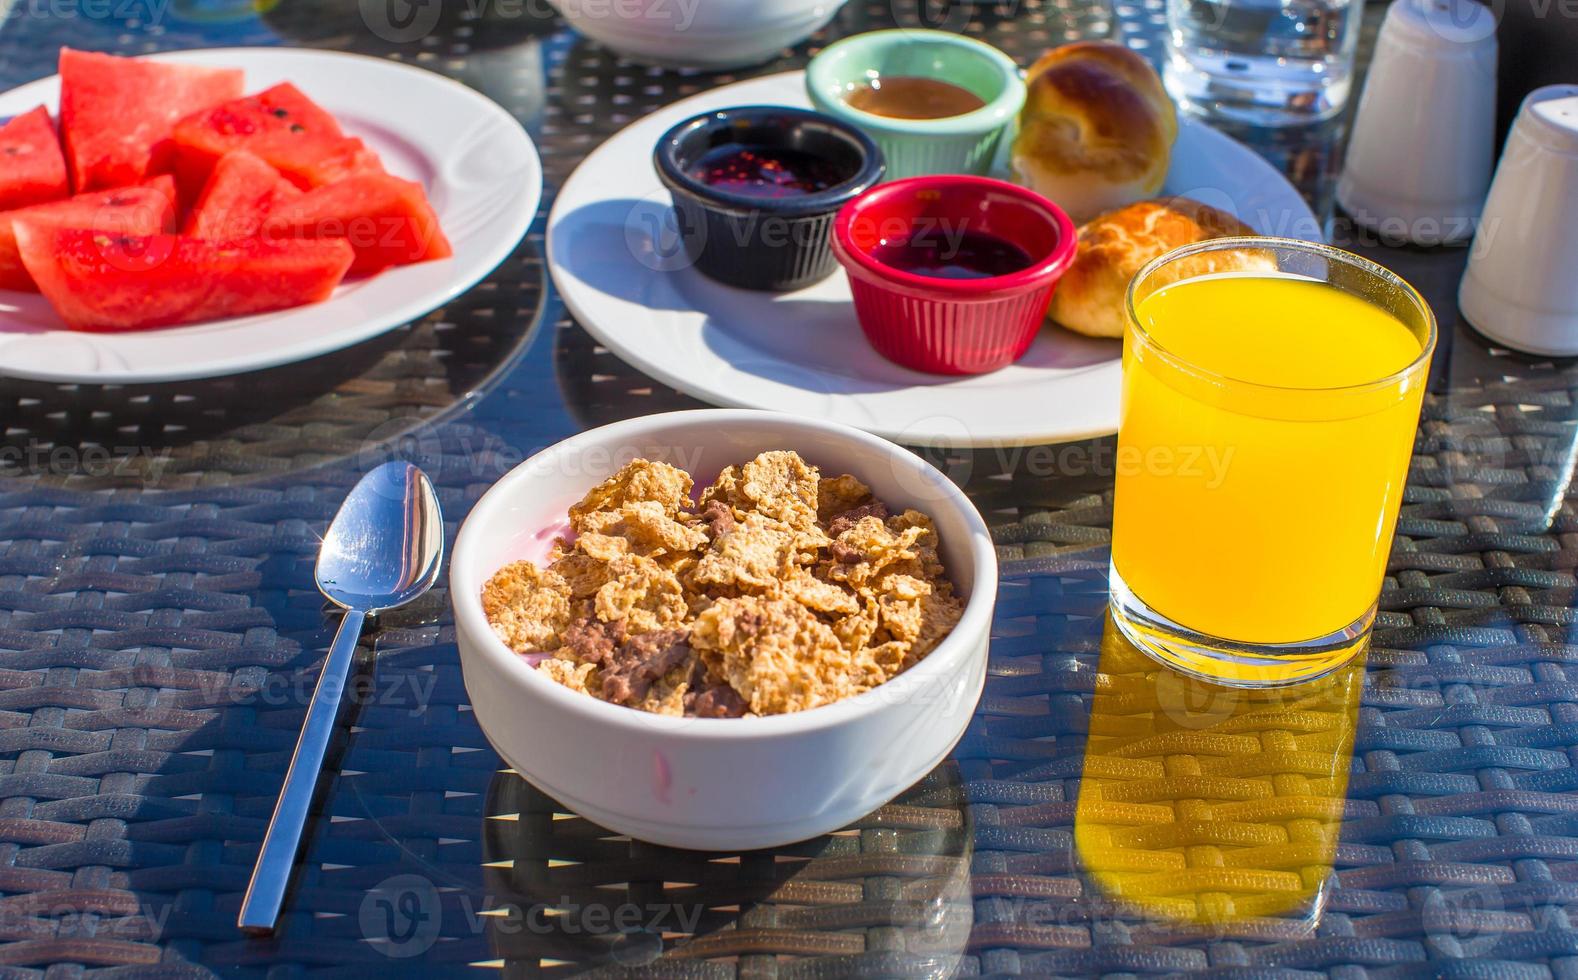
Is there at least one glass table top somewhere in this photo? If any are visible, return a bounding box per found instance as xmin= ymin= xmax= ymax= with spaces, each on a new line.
xmin=2 ymin=1 xmax=1577 ymax=977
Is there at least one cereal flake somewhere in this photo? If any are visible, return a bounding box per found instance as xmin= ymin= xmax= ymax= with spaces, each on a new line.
xmin=693 ymin=511 xmax=798 ymax=590
xmin=482 ymin=561 xmax=571 ymax=652
xmin=594 ymin=554 xmax=688 ymax=634
xmin=692 ymin=596 xmax=886 ymax=714
xmin=570 ymin=459 xmax=693 ymax=529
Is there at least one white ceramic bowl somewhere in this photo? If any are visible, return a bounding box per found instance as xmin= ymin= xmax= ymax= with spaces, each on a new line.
xmin=451 ymin=409 xmax=997 ymax=850
xmin=547 ymin=0 xmax=851 ymax=69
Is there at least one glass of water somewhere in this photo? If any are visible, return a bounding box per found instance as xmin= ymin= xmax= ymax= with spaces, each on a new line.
xmin=1164 ymin=0 xmax=1364 ymax=125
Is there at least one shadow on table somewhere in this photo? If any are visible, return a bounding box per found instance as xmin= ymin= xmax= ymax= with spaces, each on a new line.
xmin=550 ymin=198 xmax=701 ymax=315
xmin=0 ymin=238 xmax=547 ymax=492
xmin=259 ymin=0 xmax=561 ymax=55
xmin=23 ymin=607 xmax=481 ymax=971
xmin=478 ymin=763 xmax=974 ymax=976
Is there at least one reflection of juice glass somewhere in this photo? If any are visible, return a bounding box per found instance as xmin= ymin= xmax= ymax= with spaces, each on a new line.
xmin=1075 ymin=612 xmax=1365 ymax=928
xmin=1109 ymin=238 xmax=1436 ymax=686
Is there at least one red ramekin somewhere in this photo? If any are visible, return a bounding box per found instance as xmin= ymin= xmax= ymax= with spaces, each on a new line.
xmin=831 ymin=175 xmax=1077 ymax=375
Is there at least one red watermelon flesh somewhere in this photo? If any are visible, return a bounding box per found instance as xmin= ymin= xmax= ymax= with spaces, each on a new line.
xmin=15 ymin=225 xmax=355 ymax=331
xmin=60 ymin=48 xmax=244 ymax=191
xmin=172 ymin=82 xmax=383 ymax=197
xmin=185 ymin=150 xmax=302 ymax=239
xmin=141 ymin=174 xmax=179 ymax=204
xmin=0 ymin=106 xmax=69 ymax=211
xmin=293 ymin=137 xmax=384 ymax=190
xmin=0 ymin=183 xmax=176 ymax=291
xmin=261 ymin=173 xmax=451 ymax=275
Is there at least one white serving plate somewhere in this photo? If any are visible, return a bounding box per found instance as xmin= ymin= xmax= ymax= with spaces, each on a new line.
xmin=0 ymin=47 xmax=541 ymax=384
xmin=548 ymin=71 xmax=1322 ymax=447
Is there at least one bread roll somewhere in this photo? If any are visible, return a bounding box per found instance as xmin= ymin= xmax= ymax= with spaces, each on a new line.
xmin=1011 ymin=42 xmax=1178 ymax=224
xmin=1047 ymin=197 xmax=1274 ymax=339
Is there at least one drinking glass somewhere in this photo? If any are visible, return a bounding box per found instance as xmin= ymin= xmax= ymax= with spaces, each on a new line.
xmin=1108 ymin=238 xmax=1436 ymax=687
xmin=1164 ymin=0 xmax=1364 ymax=125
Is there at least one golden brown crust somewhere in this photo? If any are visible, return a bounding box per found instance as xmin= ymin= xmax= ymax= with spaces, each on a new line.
xmin=1011 ymin=41 xmax=1178 ymax=223
xmin=1048 ymin=197 xmax=1269 ymax=339
xmin=1028 ymin=43 xmax=1180 ymax=134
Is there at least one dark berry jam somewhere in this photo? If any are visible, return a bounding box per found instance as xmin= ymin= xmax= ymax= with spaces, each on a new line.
xmin=871 ymin=230 xmax=1034 ymax=280
xmin=690 ymin=143 xmax=848 ymax=199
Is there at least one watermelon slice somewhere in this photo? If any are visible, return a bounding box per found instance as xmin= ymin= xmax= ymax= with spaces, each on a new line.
xmin=0 ymin=107 xmax=70 ymax=211
xmin=172 ymin=82 xmax=383 ymax=197
xmin=185 ymin=150 xmax=302 ymax=239
xmin=59 ymin=48 xmax=244 ymax=191
xmin=15 ymin=225 xmax=354 ymax=331
xmin=0 ymin=183 xmax=176 ymax=291
xmin=261 ymin=173 xmax=451 ymax=274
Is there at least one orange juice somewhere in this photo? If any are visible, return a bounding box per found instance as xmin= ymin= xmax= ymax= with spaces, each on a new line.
xmin=1112 ymin=272 xmax=1428 ymax=662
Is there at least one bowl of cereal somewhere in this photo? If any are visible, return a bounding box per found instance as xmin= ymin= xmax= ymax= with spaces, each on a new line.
xmin=450 ymin=409 xmax=996 ymax=850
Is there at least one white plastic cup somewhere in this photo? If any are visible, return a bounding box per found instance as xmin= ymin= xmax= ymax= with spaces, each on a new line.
xmin=1459 ymin=85 xmax=1578 ymax=355
xmin=1337 ymin=0 xmax=1497 ymax=245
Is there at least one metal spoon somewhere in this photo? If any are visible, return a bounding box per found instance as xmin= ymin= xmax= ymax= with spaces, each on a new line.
xmin=239 ymin=461 xmax=444 ymax=934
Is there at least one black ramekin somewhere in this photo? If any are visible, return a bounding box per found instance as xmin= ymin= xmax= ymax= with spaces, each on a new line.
xmin=653 ymin=105 xmax=886 ymax=292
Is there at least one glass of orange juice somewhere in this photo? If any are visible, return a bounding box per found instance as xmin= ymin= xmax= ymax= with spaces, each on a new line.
xmin=1110 ymin=237 xmax=1436 ymax=687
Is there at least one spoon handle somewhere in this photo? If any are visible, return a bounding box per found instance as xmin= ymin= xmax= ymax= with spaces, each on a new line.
xmin=238 ymin=607 xmax=367 ymax=934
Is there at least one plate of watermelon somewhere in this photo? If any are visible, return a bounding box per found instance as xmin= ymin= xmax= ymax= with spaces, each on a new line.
xmin=0 ymin=47 xmax=540 ymax=383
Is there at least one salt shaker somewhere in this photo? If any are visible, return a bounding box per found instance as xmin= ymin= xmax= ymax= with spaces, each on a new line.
xmin=1459 ymin=85 xmax=1578 ymax=355
xmin=1336 ymin=0 xmax=1497 ymax=245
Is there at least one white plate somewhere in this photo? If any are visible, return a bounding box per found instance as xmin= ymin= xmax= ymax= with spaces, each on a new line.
xmin=548 ymin=71 xmax=1321 ymax=447
xmin=0 ymin=47 xmax=541 ymax=384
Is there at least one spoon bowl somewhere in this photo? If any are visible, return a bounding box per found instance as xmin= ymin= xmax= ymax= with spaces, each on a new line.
xmin=316 ymin=462 xmax=445 ymax=611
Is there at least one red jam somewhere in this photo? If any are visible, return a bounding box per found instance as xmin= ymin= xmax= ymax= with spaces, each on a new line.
xmin=690 ymin=143 xmax=847 ymax=199
xmin=871 ymin=230 xmax=1034 ymax=280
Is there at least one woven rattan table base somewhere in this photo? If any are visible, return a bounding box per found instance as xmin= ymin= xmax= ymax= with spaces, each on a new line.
xmin=5 ymin=0 xmax=1578 ymax=977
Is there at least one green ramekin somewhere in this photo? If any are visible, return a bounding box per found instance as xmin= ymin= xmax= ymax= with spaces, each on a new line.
xmin=805 ymin=29 xmax=1026 ymax=182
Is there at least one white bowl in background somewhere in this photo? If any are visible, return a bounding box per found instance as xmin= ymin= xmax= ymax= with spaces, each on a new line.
xmin=547 ymin=0 xmax=850 ymax=69
xmin=450 ymin=409 xmax=997 ymax=850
